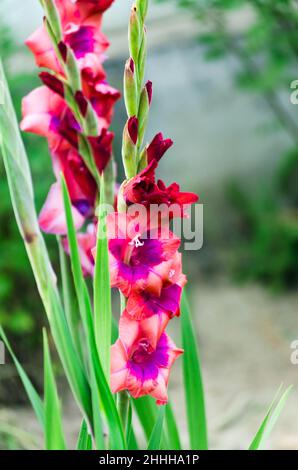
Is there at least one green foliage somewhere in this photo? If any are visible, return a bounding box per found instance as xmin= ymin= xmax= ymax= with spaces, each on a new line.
xmin=0 ymin=16 xmax=56 ymax=350
xmin=157 ymin=0 xmax=298 ymax=138
xmin=43 ymin=329 xmax=67 ymax=450
xmin=249 ymin=385 xmax=292 ymax=450
xmin=227 ymin=148 xmax=298 ymax=290
xmin=147 ymin=406 xmax=165 ymax=450
xmin=181 ymin=292 xmax=208 ymax=450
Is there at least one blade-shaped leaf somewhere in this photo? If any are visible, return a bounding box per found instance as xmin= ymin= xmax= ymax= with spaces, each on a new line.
xmin=58 ymin=237 xmax=84 ymax=365
xmin=133 ymin=396 xmax=157 ymax=441
xmin=62 ymin=177 xmax=125 ymax=450
xmin=181 ymin=291 xmax=208 ymax=450
xmin=147 ymin=406 xmax=165 ymax=450
xmin=0 ymin=326 xmax=44 ymax=429
xmin=165 ymin=402 xmax=181 ymax=450
xmin=94 ymin=175 xmax=112 ymax=380
xmin=133 ymin=396 xmax=168 ymax=448
xmin=76 ymin=420 xmax=92 ymax=450
xmin=249 ymin=385 xmax=292 ymax=450
xmin=0 ymin=60 xmax=92 ymax=424
xmin=43 ymin=329 xmax=66 ymax=450
xmin=90 ymin=368 xmax=105 ymax=450
xmin=61 ymin=176 xmax=94 ymax=345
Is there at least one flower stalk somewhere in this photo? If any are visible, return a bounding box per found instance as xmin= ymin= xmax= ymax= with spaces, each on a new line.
xmin=122 ymin=1 xmax=151 ymax=179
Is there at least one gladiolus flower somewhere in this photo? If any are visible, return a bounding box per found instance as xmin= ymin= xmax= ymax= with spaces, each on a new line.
xmin=147 ymin=132 xmax=173 ymax=163
xmin=21 ymin=86 xmax=79 ymax=151
xmin=27 ymin=1 xmax=111 ymax=75
xmin=82 ymin=81 xmax=121 ymax=131
xmin=106 ymin=213 xmax=180 ymax=297
xmin=111 ymin=329 xmax=183 ymax=404
xmin=38 ymin=182 xmax=84 ymax=235
xmin=123 ymin=160 xmax=198 ymax=216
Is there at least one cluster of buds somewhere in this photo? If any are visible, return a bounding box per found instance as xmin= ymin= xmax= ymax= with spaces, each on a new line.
xmin=109 ymin=1 xmax=198 ymax=404
xmin=20 ymin=0 xmax=120 ymax=274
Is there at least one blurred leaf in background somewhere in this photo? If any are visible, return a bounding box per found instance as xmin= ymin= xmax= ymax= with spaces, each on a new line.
xmin=0 ymin=12 xmax=57 ymax=400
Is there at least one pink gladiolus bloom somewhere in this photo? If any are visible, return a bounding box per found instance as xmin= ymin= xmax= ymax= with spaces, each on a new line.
xmin=39 ymin=182 xmax=84 ymax=235
xmin=63 ymin=224 xmax=96 ymax=276
xmin=120 ymin=309 xmax=169 ymax=351
xmin=57 ymin=147 xmax=97 ymax=217
xmin=106 ymin=213 xmax=180 ymax=297
xmin=21 ymin=86 xmax=114 ymax=222
xmin=82 ymin=81 xmax=121 ymax=131
xmin=56 ymin=0 xmax=115 ymax=20
xmin=125 ymin=253 xmax=186 ymax=319
xmin=21 ymin=86 xmax=79 ymax=151
xmin=26 ymin=26 xmax=63 ymax=74
xmin=111 ymin=328 xmax=183 ymax=404
xmin=27 ymin=0 xmax=111 ymax=74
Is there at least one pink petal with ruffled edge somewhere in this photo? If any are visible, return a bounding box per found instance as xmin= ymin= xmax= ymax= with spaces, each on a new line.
xmin=39 ymin=182 xmax=84 ymax=235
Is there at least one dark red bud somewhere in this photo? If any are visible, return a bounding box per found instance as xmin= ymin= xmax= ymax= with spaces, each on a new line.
xmin=145 ymin=80 xmax=153 ymax=105
xmin=39 ymin=72 xmax=64 ymax=97
xmin=147 ymin=132 xmax=173 ymax=163
xmin=129 ymin=58 xmax=135 ymax=73
xmin=58 ymin=41 xmax=67 ymax=62
xmin=75 ymin=91 xmax=88 ymax=117
xmin=127 ymin=116 xmax=139 ymax=145
xmin=88 ymin=129 xmax=114 ymax=174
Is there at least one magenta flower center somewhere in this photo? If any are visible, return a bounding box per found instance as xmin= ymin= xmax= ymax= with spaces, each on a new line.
xmin=128 ymin=334 xmax=169 ymax=382
xmin=131 ymin=339 xmax=153 ymax=364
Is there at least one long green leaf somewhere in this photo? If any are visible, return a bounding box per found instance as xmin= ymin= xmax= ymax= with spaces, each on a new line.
xmin=0 ymin=60 xmax=92 ymax=424
xmin=181 ymin=291 xmax=208 ymax=450
xmin=90 ymin=368 xmax=105 ymax=450
xmin=249 ymin=385 xmax=292 ymax=450
xmin=94 ymin=175 xmax=112 ymax=380
xmin=43 ymin=329 xmax=66 ymax=450
xmin=147 ymin=406 xmax=165 ymax=450
xmin=0 ymin=326 xmax=44 ymax=429
xmin=133 ymin=396 xmax=168 ymax=448
xmin=61 ymin=176 xmax=94 ymax=345
xmin=76 ymin=420 xmax=92 ymax=450
xmin=58 ymin=237 xmax=84 ymax=365
xmin=165 ymin=402 xmax=181 ymax=450
xmin=62 ymin=177 xmax=125 ymax=450
xmin=133 ymin=396 xmax=157 ymax=441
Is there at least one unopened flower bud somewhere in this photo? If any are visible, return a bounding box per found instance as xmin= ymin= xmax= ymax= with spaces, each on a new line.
xmin=39 ymin=71 xmax=64 ymax=97
xmin=138 ymin=81 xmax=152 ymax=147
xmin=124 ymin=58 xmax=138 ymax=117
xmin=129 ymin=5 xmax=141 ymax=64
xmin=122 ymin=117 xmax=139 ymax=178
xmin=136 ymin=0 xmax=148 ymax=22
xmin=127 ymin=116 xmax=139 ymax=145
xmin=75 ymin=91 xmax=99 ymax=136
xmin=138 ymin=31 xmax=147 ymax=86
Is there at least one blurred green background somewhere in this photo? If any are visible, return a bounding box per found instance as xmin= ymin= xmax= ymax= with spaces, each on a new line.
xmin=1 ymin=0 xmax=298 ymax=450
